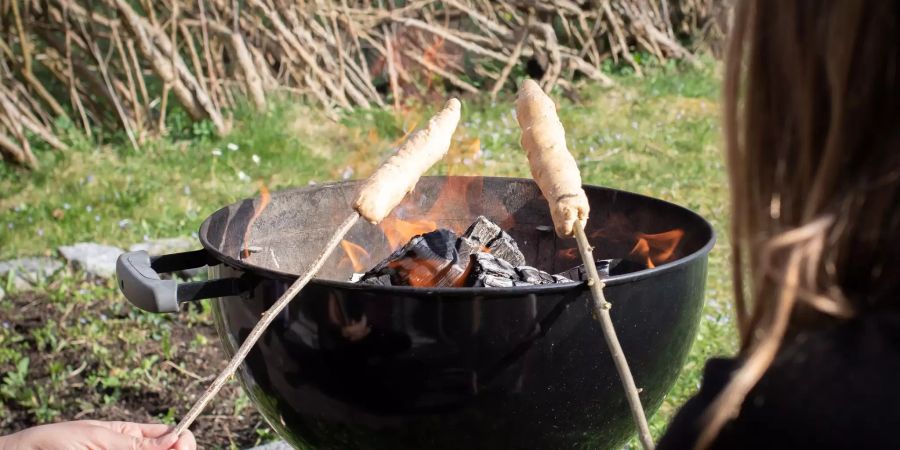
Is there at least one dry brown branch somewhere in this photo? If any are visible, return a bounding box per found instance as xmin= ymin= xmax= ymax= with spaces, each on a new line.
xmin=2 ymin=0 xmax=723 ymax=169
xmin=491 ymin=26 xmax=529 ymax=101
xmin=385 ymin=30 xmax=401 ymax=109
xmin=0 ymin=129 xmax=33 ymax=168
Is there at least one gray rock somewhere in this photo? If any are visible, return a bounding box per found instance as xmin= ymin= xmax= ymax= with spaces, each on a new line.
xmin=59 ymin=243 xmax=125 ymax=279
xmin=245 ymin=441 xmax=293 ymax=450
xmin=129 ymin=236 xmax=196 ymax=255
xmin=0 ymin=257 xmax=64 ymax=289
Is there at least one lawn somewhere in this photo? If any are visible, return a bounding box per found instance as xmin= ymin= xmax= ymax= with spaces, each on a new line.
xmin=0 ymin=59 xmax=737 ymax=448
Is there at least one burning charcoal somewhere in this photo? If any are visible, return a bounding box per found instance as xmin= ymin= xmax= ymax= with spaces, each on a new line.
xmin=517 ymin=266 xmax=573 ymax=285
xmin=455 ymin=236 xmax=483 ymax=266
xmin=360 ymin=229 xmax=467 ymax=287
xmin=516 ymin=266 xmax=557 ymax=284
xmin=477 ymin=275 xmax=537 ymax=288
xmin=463 ymin=216 xmax=503 ymax=245
xmin=486 ymin=235 xmax=526 ymax=267
xmin=464 ymin=252 xmax=571 ymax=287
xmin=467 ymin=252 xmax=517 ymax=286
xmin=462 ymin=216 xmax=526 ymax=266
xmin=359 ymin=273 xmax=392 ymax=286
xmin=555 ymin=259 xmax=620 ymax=281
xmin=354 ymin=217 xmax=567 ymax=289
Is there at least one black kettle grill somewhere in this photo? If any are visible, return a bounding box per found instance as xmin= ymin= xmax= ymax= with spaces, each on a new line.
xmin=117 ymin=176 xmax=715 ymax=449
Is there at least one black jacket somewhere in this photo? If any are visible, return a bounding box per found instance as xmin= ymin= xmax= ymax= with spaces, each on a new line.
xmin=658 ymin=310 xmax=900 ymax=449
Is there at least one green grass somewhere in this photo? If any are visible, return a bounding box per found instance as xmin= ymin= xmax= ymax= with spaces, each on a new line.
xmin=0 ymin=58 xmax=737 ymax=447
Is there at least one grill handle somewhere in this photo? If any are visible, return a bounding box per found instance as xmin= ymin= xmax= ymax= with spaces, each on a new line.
xmin=116 ymin=249 xmax=250 ymax=313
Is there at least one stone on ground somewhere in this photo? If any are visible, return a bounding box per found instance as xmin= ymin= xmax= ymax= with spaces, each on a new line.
xmin=58 ymin=243 xmax=125 ymax=279
xmin=129 ymin=237 xmax=196 ymax=255
xmin=0 ymin=257 xmax=64 ymax=290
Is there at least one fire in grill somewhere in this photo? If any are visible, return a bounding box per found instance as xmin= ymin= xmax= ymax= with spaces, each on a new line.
xmin=352 ymin=216 xmax=572 ymax=287
xmin=323 ymin=177 xmax=685 ymax=291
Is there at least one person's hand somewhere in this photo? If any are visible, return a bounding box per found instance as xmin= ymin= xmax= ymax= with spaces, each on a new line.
xmin=0 ymin=420 xmax=196 ymax=450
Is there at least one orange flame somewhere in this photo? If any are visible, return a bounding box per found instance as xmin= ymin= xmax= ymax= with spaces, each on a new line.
xmin=242 ymin=183 xmax=271 ymax=260
xmin=628 ymin=229 xmax=685 ymax=268
xmin=379 ymin=217 xmax=438 ymax=249
xmin=340 ymin=240 xmax=370 ymax=272
xmin=377 ymin=177 xmax=494 ymax=249
xmin=352 ymin=177 xmax=510 ymax=288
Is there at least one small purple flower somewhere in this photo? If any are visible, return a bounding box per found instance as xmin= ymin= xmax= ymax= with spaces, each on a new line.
xmin=94 ymin=215 xmax=101 ymax=222
xmin=85 ymin=205 xmax=93 ymax=213
xmin=36 ymin=228 xmax=44 ymax=237
xmin=118 ymin=219 xmax=130 ymax=229
xmin=63 ymin=203 xmax=71 ymax=210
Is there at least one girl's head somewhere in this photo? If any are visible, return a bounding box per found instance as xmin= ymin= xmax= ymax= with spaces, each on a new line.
xmin=706 ymin=0 xmax=900 ymax=446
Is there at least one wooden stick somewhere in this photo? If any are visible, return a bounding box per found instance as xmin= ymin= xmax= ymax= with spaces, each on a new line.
xmin=573 ymin=219 xmax=654 ymax=450
xmin=515 ymin=79 xmax=653 ymax=449
xmin=172 ymin=211 xmax=360 ymax=436
xmin=173 ymin=97 xmax=461 ymax=437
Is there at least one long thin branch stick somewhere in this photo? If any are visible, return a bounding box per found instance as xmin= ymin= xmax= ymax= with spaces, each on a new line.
xmin=173 ymin=211 xmax=360 ymax=436
xmin=573 ymin=219 xmax=654 ymax=450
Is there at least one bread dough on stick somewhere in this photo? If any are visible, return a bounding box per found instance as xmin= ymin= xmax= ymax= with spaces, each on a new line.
xmin=515 ymin=79 xmax=590 ymax=237
xmin=354 ymin=98 xmax=461 ymax=223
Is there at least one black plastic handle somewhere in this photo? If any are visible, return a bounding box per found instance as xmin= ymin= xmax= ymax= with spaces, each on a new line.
xmin=116 ymin=249 xmax=250 ymax=313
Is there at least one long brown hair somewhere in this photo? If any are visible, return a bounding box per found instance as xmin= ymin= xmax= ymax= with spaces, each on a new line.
xmin=702 ymin=0 xmax=900 ymax=447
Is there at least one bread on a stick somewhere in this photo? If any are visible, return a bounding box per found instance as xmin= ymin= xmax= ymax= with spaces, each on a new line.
xmin=515 ymin=79 xmax=589 ymax=237
xmin=354 ymin=98 xmax=461 ymax=224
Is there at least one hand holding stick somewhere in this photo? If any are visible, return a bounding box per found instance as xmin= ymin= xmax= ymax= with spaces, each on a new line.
xmin=515 ymin=80 xmax=654 ymax=450
xmin=172 ymin=98 xmax=461 ymax=437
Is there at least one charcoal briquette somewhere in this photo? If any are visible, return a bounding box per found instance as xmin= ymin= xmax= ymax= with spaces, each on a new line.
xmin=486 ymin=235 xmax=526 ymax=267
xmin=463 ymin=216 xmax=503 ymax=245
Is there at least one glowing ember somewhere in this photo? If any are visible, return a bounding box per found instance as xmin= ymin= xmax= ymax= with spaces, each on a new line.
xmin=388 ymin=256 xmax=456 ymax=287
xmin=557 ymin=248 xmax=579 ymax=260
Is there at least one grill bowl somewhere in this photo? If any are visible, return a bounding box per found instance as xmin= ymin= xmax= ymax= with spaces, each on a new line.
xmin=202 ymin=177 xmax=714 ymax=450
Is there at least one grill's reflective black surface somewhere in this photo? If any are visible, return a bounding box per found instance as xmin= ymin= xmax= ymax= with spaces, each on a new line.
xmin=201 ymin=177 xmax=714 ymax=450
